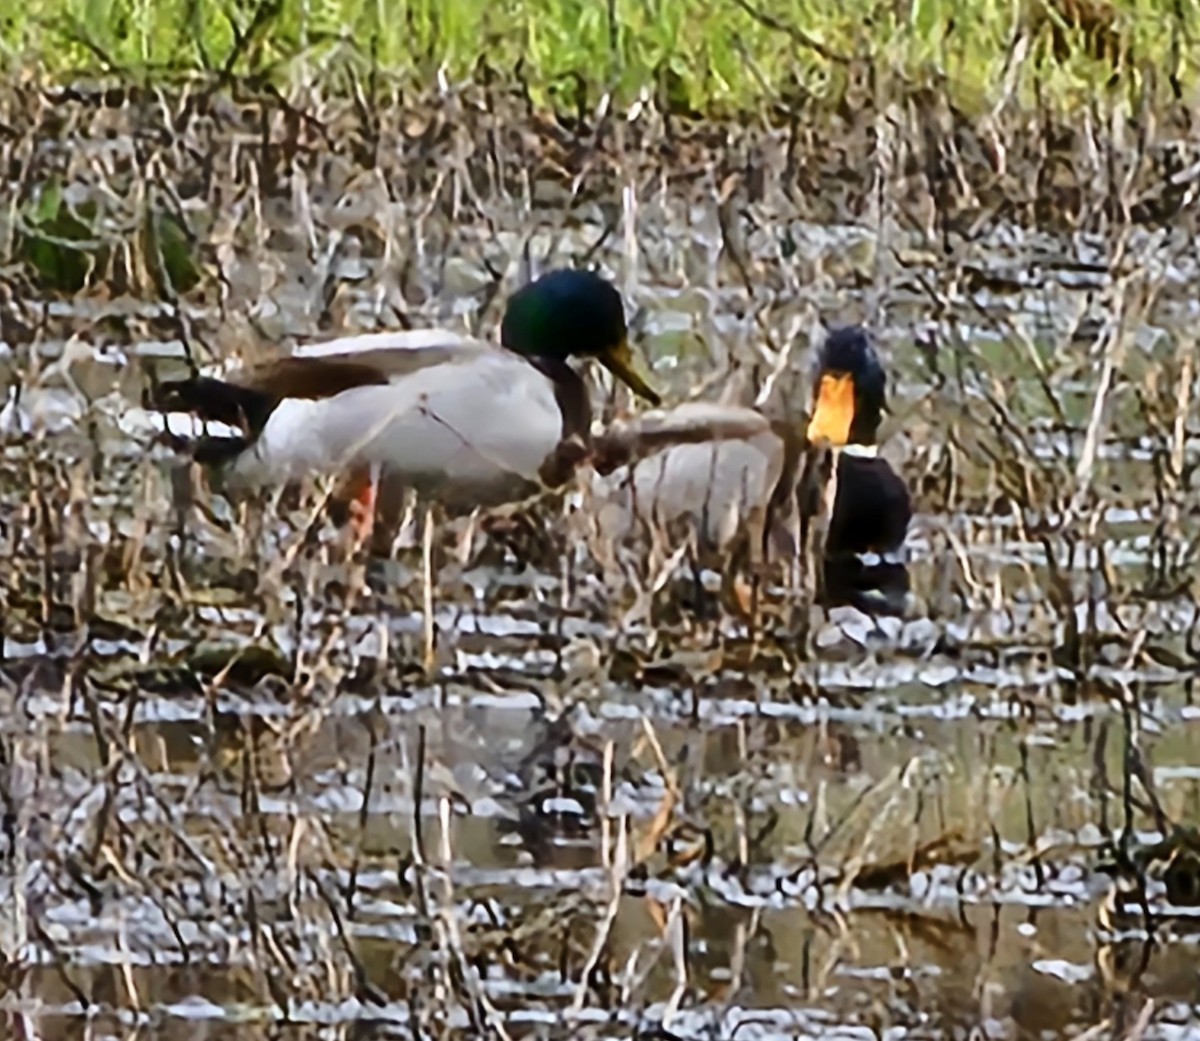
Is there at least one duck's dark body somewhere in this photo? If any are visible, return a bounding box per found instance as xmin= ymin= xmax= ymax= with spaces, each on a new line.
xmin=802 ymin=326 xmax=914 ymax=615
xmin=826 ymin=454 xmax=912 ymax=557
xmin=823 ymin=453 xmax=912 ymax=615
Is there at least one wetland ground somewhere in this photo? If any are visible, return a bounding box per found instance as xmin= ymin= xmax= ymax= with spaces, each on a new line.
xmin=2 ymin=24 xmax=1200 ymax=1040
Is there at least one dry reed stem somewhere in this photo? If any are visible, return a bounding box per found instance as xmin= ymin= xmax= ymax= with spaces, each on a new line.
xmin=0 ymin=62 xmax=1198 ymax=1038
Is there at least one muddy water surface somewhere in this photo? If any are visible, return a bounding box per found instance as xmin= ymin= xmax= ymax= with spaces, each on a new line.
xmin=2 ymin=100 xmax=1200 ymax=1041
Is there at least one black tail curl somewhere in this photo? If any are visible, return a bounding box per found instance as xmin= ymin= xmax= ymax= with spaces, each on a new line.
xmin=145 ymin=375 xmax=275 ymax=467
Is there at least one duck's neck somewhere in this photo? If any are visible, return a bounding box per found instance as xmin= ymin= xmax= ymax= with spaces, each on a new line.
xmin=527 ymin=355 xmax=592 ymax=445
xmin=837 ymin=442 xmax=878 ymax=459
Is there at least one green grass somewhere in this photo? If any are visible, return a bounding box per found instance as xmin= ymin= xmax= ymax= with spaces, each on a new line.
xmin=0 ymin=0 xmax=1196 ymax=115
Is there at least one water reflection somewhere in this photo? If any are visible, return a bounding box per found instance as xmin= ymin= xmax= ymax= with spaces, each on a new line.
xmin=2 ymin=93 xmax=1200 ymax=1041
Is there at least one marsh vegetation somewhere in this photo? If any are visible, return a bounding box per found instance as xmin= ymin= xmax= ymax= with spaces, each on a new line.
xmin=2 ymin=1 xmax=1200 ymax=1038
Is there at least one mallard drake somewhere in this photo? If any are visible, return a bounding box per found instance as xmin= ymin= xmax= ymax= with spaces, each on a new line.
xmin=149 ymin=268 xmax=660 ymax=544
xmin=585 ymin=326 xmax=911 ymax=614
xmin=800 ymin=326 xmax=912 ymax=612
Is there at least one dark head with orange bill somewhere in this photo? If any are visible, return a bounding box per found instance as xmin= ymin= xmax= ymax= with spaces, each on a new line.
xmin=805 ymin=327 xmax=887 ymax=448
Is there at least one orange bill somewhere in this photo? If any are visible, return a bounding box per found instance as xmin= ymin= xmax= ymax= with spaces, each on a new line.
xmin=806 ymin=373 xmax=856 ymax=446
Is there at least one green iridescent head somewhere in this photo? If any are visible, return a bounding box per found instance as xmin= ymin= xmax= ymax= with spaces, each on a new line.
xmin=501 ymin=268 xmax=660 ymax=405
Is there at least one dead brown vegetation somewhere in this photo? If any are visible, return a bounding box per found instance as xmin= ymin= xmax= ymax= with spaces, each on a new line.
xmin=0 ymin=68 xmax=1198 ymax=1039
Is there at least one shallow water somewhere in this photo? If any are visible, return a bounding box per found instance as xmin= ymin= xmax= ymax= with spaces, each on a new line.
xmin=2 ymin=95 xmax=1200 ymax=1041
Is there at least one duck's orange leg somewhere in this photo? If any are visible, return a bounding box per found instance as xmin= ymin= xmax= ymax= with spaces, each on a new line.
xmin=334 ymin=465 xmax=378 ymax=548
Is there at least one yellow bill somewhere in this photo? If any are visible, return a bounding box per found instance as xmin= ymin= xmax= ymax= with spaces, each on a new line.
xmin=598 ymin=338 xmax=661 ymax=407
xmin=806 ymin=373 xmax=856 ymax=446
